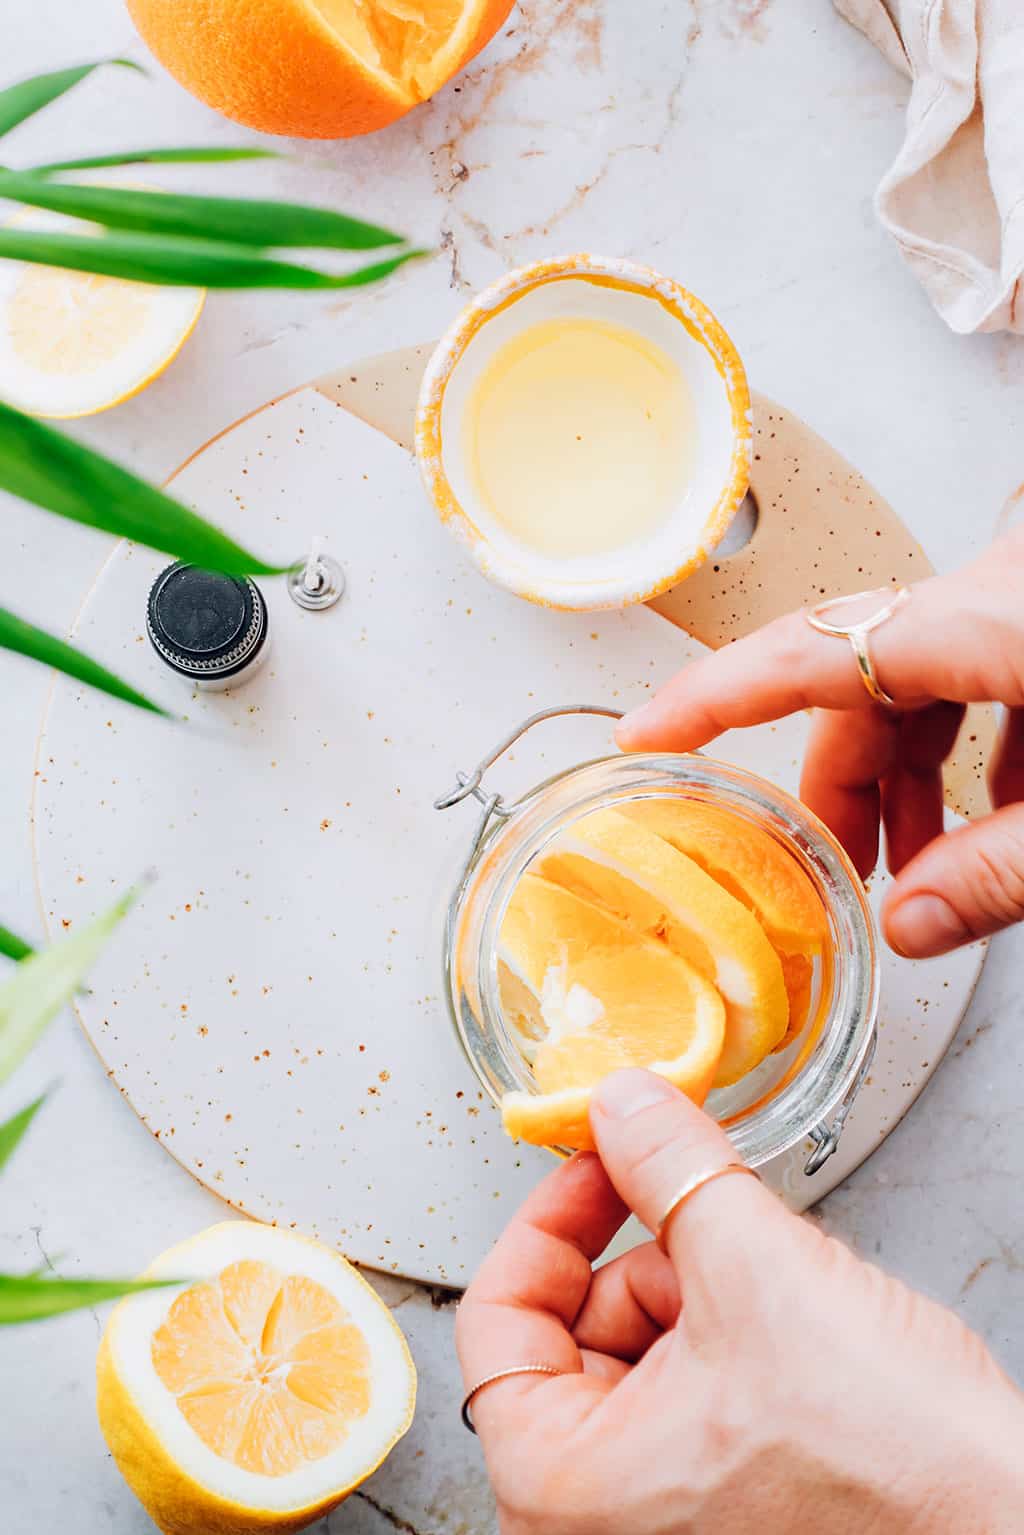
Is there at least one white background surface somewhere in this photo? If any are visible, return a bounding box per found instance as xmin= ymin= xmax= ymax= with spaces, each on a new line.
xmin=3 ymin=2 xmax=1024 ymax=1532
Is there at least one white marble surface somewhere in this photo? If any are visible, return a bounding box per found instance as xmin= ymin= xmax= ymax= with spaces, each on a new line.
xmin=2 ymin=2 xmax=1024 ymax=1531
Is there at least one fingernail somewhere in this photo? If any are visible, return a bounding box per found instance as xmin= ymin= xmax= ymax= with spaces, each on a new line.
xmin=886 ymin=894 xmax=968 ymax=958
xmin=592 ymin=1069 xmax=678 ymax=1120
xmin=615 ymin=700 xmax=657 ymax=748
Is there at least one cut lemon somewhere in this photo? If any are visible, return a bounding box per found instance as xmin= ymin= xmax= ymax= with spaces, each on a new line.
xmin=498 ymin=874 xmax=726 ymax=1149
xmin=625 ymin=798 xmax=827 ymax=1049
xmin=534 ymin=808 xmax=789 ymax=1087
xmin=97 ymin=1222 xmax=415 ymax=1535
xmin=127 ymin=0 xmax=515 ymax=138
xmin=0 ymin=206 xmax=204 ymax=419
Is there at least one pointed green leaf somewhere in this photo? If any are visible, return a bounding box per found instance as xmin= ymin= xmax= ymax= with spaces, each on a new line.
xmin=0 ymin=227 xmax=423 ymax=290
xmin=0 ymin=400 xmax=287 ymax=576
xmin=0 ymin=60 xmax=143 ymax=139
xmin=0 ymin=175 xmax=403 ymax=253
xmin=0 ymin=607 xmax=166 ymax=715
xmin=31 ymin=146 xmax=280 ymax=174
xmin=0 ymin=1093 xmax=47 ymax=1172
xmin=0 ymin=1272 xmax=181 ymax=1324
xmin=0 ymin=925 xmax=33 ymax=962
xmin=0 ymin=890 xmax=135 ymax=1085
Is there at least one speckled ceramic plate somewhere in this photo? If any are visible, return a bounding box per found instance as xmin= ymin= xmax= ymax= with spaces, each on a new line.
xmin=32 ymin=379 xmax=986 ymax=1285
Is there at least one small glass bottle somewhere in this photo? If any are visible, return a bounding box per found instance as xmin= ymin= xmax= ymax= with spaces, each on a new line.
xmin=147 ymin=563 xmax=270 ymax=692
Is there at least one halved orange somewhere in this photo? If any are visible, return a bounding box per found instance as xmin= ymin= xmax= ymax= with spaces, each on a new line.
xmin=127 ymin=0 xmax=516 ymax=138
xmin=534 ymin=809 xmax=789 ymax=1087
xmin=498 ymin=873 xmax=726 ymax=1149
xmin=624 ymin=798 xmax=827 ymax=1050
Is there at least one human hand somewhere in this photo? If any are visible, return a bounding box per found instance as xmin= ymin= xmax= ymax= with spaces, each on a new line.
xmin=457 ymin=1070 xmax=1024 ymax=1534
xmin=616 ymin=524 xmax=1024 ymax=958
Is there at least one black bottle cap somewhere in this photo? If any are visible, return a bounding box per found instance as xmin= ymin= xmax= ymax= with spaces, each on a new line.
xmin=147 ymin=563 xmax=268 ymax=681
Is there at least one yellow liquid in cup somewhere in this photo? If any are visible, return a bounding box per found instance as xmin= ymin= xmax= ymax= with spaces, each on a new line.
xmin=464 ymin=316 xmax=697 ymax=560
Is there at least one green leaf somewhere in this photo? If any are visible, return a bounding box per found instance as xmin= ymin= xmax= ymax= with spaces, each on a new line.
xmin=0 ymin=400 xmax=287 ymax=576
xmin=0 ymin=607 xmax=166 ymax=715
xmin=0 ymin=890 xmax=135 ymax=1085
xmin=0 ymin=1093 xmax=47 ymax=1172
xmin=0 ymin=227 xmax=424 ymax=290
xmin=0 ymin=174 xmax=404 ymax=253
xmin=0 ymin=1272 xmax=181 ymax=1324
xmin=0 ymin=60 xmax=143 ymax=139
xmin=30 ymin=146 xmax=280 ymax=174
xmin=0 ymin=925 xmax=33 ymax=962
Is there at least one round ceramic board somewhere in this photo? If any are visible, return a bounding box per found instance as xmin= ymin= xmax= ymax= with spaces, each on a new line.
xmin=32 ymin=386 xmax=986 ymax=1285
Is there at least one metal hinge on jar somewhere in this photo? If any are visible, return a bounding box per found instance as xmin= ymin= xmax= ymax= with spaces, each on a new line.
xmin=434 ymin=705 xmax=624 ymax=872
xmin=803 ymin=1028 xmax=877 ymax=1175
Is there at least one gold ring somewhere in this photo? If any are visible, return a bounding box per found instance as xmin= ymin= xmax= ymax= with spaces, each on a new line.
xmin=460 ymin=1363 xmax=566 ymax=1433
xmin=805 ymin=586 xmax=910 ymax=708
xmin=655 ymin=1162 xmax=761 ymax=1253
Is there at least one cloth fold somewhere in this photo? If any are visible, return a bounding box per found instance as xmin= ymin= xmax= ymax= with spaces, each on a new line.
xmin=836 ymin=0 xmax=1024 ymax=334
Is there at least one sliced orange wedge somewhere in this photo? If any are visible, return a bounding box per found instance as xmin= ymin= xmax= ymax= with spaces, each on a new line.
xmin=498 ymin=874 xmax=726 ymax=1149
xmin=624 ymin=798 xmax=827 ymax=1050
xmin=534 ymin=809 xmax=789 ymax=1087
xmin=97 ymin=1223 xmax=415 ymax=1533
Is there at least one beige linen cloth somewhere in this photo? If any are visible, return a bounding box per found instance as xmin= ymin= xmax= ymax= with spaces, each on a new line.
xmin=836 ymin=0 xmax=1024 ymax=333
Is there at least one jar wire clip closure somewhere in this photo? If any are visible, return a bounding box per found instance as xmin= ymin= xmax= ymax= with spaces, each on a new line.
xmin=434 ymin=704 xmax=875 ymax=1178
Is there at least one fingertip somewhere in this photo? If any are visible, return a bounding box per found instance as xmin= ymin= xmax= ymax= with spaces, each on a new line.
xmin=590 ymin=1068 xmax=682 ymax=1125
xmin=615 ymin=703 xmax=658 ymax=752
xmin=882 ymin=890 xmax=969 ymax=958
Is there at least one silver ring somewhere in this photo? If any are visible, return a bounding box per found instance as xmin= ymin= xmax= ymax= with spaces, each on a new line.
xmin=656 ymin=1162 xmax=761 ymax=1254
xmin=460 ymin=1363 xmax=565 ymax=1433
xmin=805 ymin=586 xmax=910 ymax=708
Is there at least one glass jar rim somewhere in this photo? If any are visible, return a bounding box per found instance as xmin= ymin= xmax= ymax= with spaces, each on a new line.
xmin=445 ymin=751 xmax=880 ymax=1171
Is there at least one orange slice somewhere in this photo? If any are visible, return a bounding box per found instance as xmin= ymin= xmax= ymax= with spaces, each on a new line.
xmin=97 ymin=1223 xmax=415 ymax=1533
xmin=622 ymin=798 xmax=827 ymax=952
xmin=127 ymin=0 xmax=516 ymax=138
xmin=498 ymin=874 xmax=726 ymax=1149
xmin=534 ymin=808 xmax=789 ymax=1087
xmin=0 ymin=206 xmax=204 ymax=419
xmin=624 ymin=798 xmax=827 ymax=1050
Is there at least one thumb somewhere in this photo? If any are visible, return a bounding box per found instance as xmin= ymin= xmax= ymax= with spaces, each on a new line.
xmin=883 ymin=803 xmax=1024 ymax=958
xmin=588 ymin=1069 xmax=789 ymax=1290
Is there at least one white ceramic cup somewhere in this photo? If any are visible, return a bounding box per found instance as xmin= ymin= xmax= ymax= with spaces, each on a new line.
xmin=415 ymin=253 xmax=751 ymax=611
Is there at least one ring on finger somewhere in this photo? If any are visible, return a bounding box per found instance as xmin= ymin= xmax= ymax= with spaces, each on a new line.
xmin=460 ymin=1363 xmax=566 ymax=1433
xmin=656 ymin=1162 xmax=762 ymax=1254
xmin=805 ymin=586 xmax=910 ymax=709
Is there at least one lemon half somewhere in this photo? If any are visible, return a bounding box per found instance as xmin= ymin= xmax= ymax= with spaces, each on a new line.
xmin=0 ymin=206 xmax=204 ymax=419
xmin=97 ymin=1222 xmax=416 ymax=1535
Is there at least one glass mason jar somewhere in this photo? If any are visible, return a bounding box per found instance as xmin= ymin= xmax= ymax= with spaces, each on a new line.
xmin=438 ymin=707 xmax=879 ymax=1176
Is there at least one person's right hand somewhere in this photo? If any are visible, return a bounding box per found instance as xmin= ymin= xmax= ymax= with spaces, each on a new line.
xmin=457 ymin=1070 xmax=1024 ymax=1534
xmin=617 ymin=524 xmax=1024 ymax=959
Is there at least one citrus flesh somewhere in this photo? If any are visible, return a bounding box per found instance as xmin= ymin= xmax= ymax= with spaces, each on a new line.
xmin=97 ymin=1222 xmax=415 ymax=1535
xmin=624 ymin=797 xmax=827 ymax=1049
xmin=0 ymin=204 xmax=204 ymax=423
xmin=533 ymin=808 xmax=790 ymax=1087
xmin=498 ymin=874 xmax=726 ymax=1149
xmin=127 ymin=0 xmax=515 ymax=138
xmin=622 ymin=798 xmax=827 ymax=953
xmin=0 ymin=206 xmax=204 ymax=419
